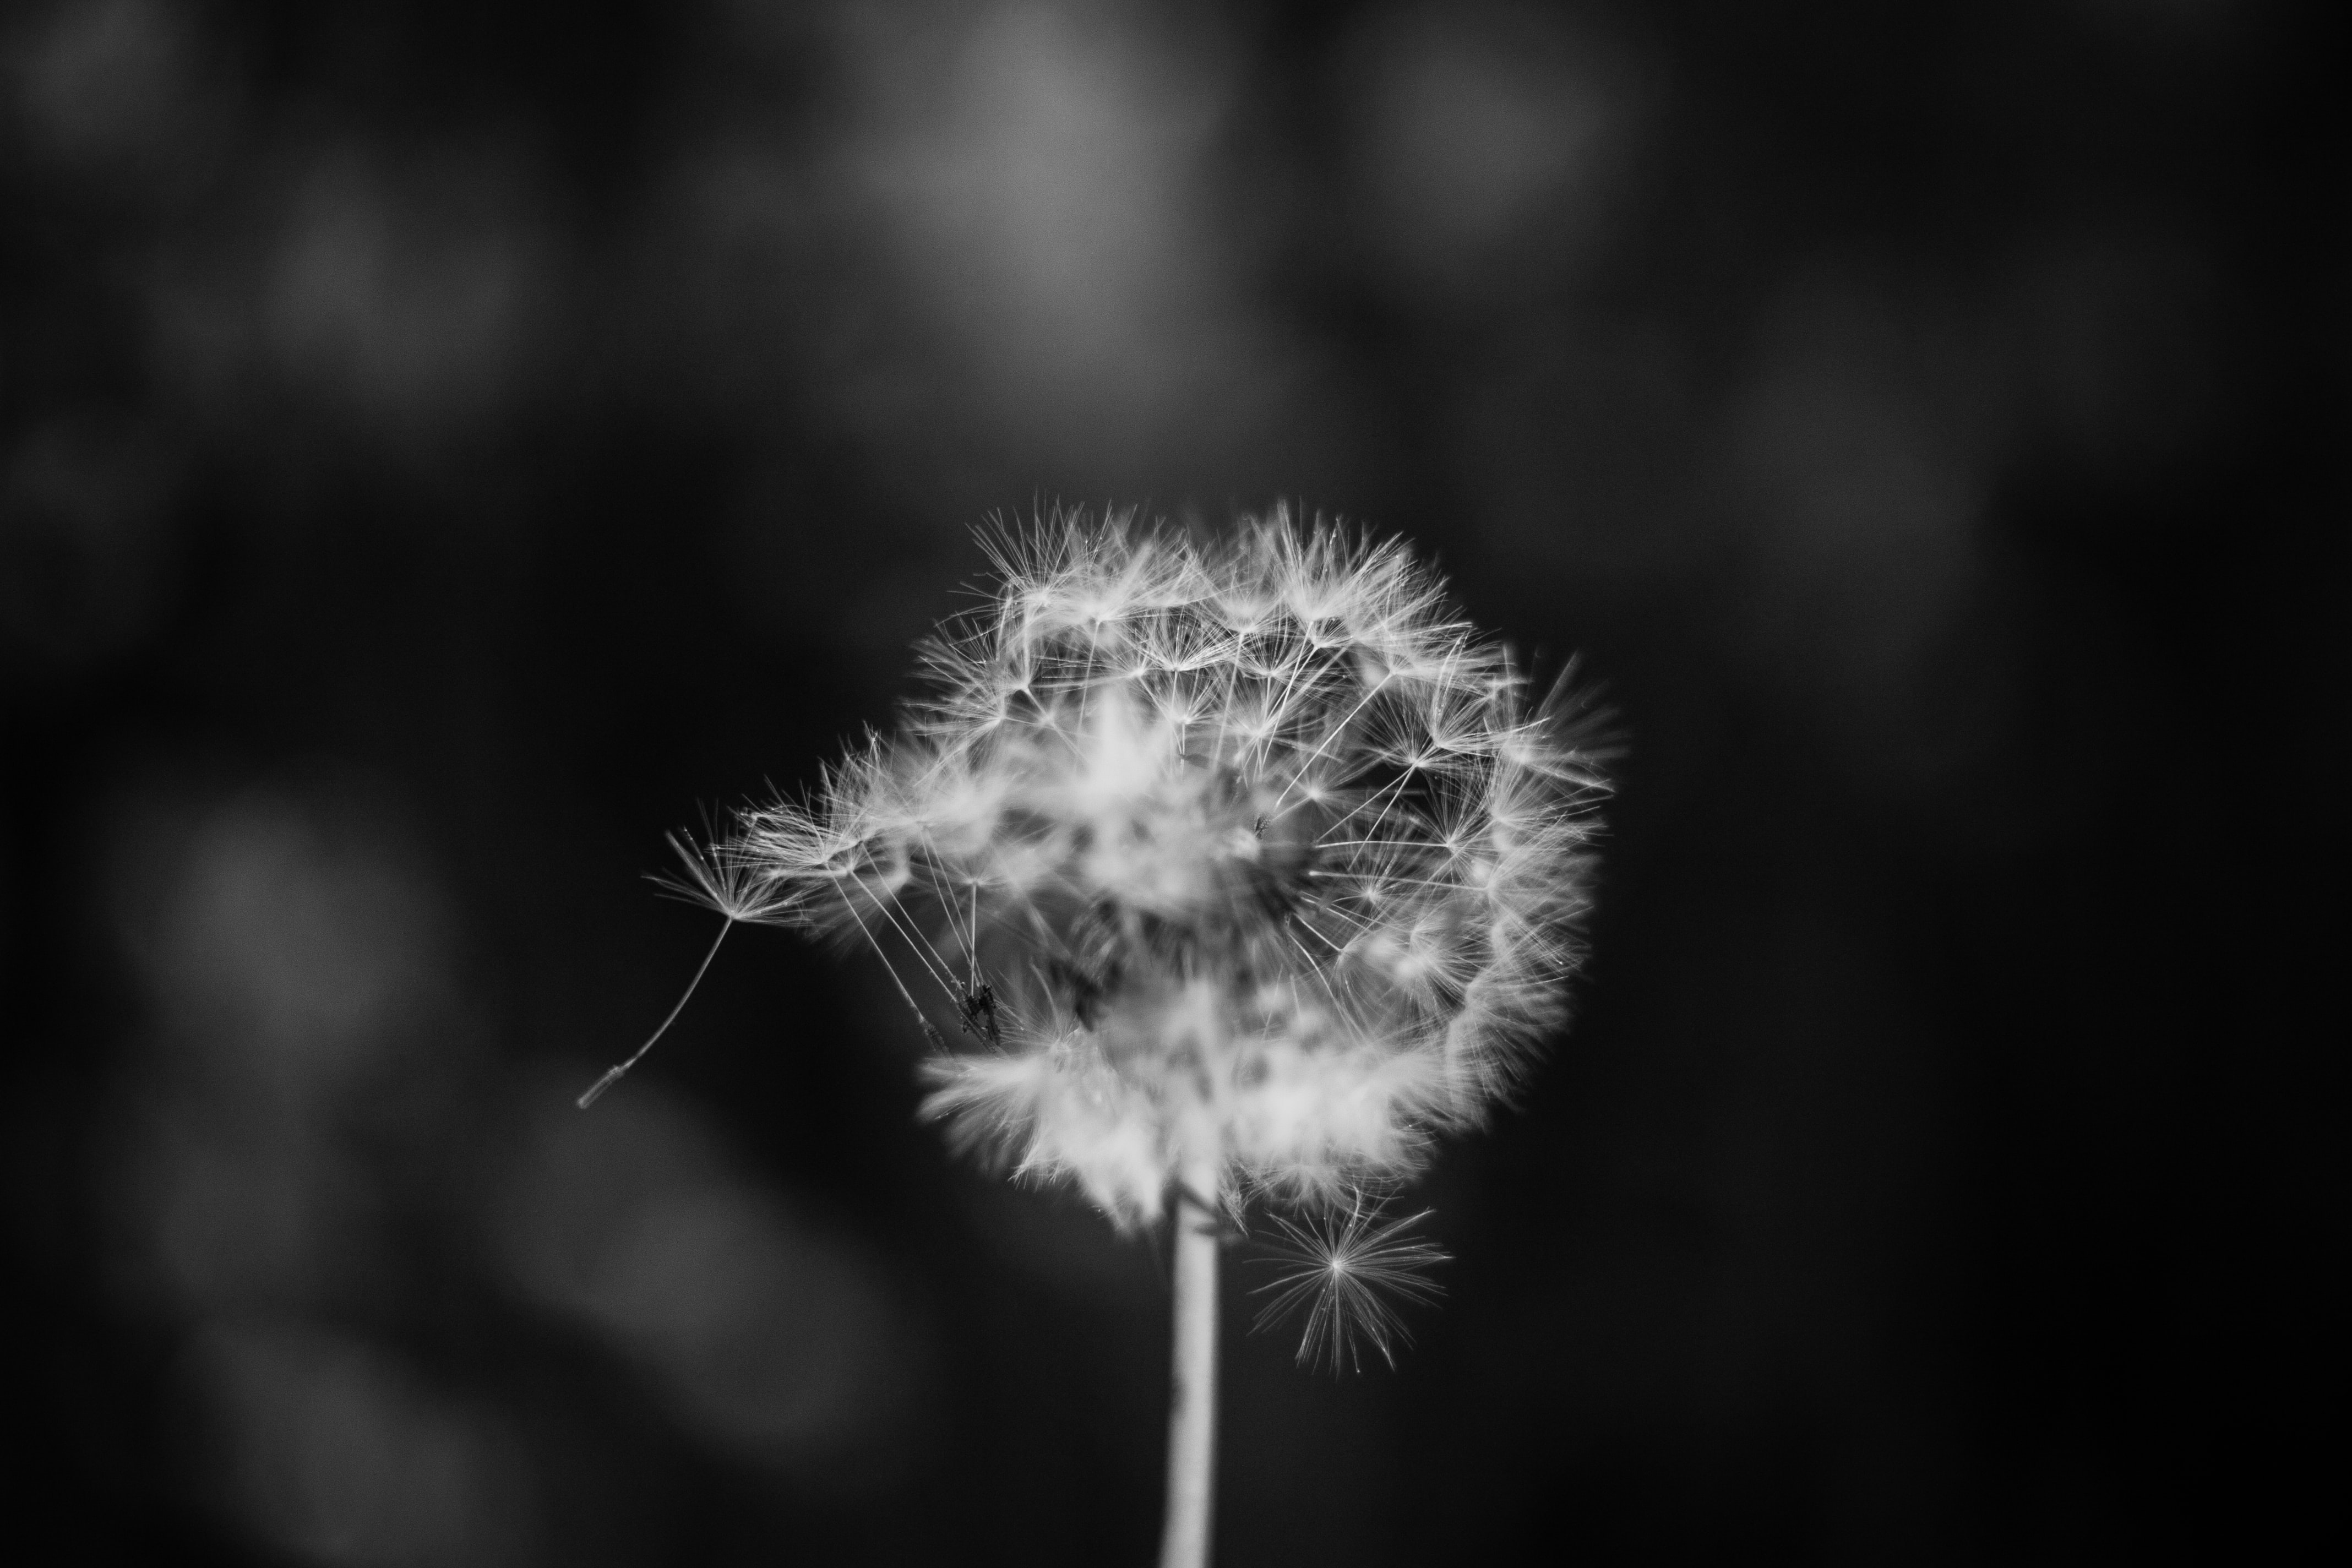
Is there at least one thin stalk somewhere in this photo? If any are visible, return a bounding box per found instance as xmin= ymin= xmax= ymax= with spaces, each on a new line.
xmin=576 ymin=918 xmax=733 ymax=1109
xmin=1158 ymin=1143 xmax=1222 ymax=1568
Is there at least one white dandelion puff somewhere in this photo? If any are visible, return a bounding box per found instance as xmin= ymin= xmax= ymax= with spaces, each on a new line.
xmin=1252 ymin=1199 xmax=1451 ymax=1374
xmin=614 ymin=506 xmax=1608 ymax=1568
xmin=692 ymin=508 xmax=1606 ymax=1218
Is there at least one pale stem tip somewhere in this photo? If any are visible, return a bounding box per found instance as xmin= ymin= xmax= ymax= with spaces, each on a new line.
xmin=574 ymin=1065 xmax=626 ymax=1110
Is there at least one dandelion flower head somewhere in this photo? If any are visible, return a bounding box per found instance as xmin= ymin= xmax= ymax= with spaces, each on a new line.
xmin=704 ymin=508 xmax=1607 ymax=1226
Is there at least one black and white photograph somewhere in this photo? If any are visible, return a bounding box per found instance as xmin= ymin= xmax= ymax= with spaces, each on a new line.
xmin=2 ymin=2 xmax=2335 ymax=1564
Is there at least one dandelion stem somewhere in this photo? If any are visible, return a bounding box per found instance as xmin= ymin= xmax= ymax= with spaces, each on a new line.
xmin=576 ymin=918 xmax=733 ymax=1109
xmin=1159 ymin=1134 xmax=1222 ymax=1568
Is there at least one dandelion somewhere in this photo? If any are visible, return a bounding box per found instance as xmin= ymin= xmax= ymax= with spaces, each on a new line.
xmin=598 ymin=507 xmax=1608 ymax=1567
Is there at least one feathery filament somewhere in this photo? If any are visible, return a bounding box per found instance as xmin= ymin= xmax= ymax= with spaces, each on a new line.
xmin=1251 ymin=1202 xmax=1451 ymax=1374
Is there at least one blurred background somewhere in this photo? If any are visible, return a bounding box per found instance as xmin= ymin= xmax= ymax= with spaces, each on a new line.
xmin=1 ymin=1 xmax=2337 ymax=1562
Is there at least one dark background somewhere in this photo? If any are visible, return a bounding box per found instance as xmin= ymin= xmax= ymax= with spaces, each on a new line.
xmin=2 ymin=2 xmax=2338 ymax=1564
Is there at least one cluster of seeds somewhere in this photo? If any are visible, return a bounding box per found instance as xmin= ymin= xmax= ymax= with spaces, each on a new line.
xmin=691 ymin=510 xmax=1608 ymax=1226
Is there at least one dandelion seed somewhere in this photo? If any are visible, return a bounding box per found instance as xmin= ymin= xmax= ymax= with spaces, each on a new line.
xmin=1253 ymin=1199 xmax=1450 ymax=1374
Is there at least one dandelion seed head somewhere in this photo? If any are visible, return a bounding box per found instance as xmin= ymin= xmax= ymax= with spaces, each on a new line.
xmin=704 ymin=506 xmax=1608 ymax=1227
